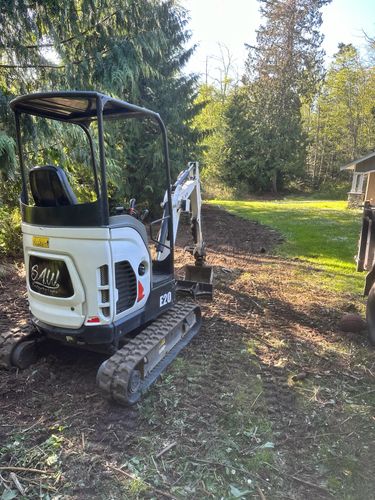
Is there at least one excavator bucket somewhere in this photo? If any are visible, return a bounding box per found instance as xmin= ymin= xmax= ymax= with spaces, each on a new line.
xmin=176 ymin=264 xmax=213 ymax=299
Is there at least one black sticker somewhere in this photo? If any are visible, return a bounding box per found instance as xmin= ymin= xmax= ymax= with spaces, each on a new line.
xmin=29 ymin=255 xmax=74 ymax=298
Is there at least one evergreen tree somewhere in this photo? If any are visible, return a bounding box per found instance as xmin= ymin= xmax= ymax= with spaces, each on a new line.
xmin=233 ymin=0 xmax=330 ymax=193
xmin=221 ymin=85 xmax=270 ymax=193
xmin=0 ymin=0 xmax=198 ymax=212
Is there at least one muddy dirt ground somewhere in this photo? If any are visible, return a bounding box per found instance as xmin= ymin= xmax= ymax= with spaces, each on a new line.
xmin=0 ymin=205 xmax=374 ymax=499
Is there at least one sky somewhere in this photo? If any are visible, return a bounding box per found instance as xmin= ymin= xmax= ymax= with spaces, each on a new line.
xmin=182 ymin=0 xmax=375 ymax=81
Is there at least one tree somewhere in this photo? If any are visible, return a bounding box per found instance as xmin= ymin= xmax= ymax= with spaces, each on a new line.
xmin=221 ymin=85 xmax=271 ymax=193
xmin=236 ymin=0 xmax=331 ymax=193
xmin=0 ymin=0 xmax=198 ymax=213
xmin=192 ymin=84 xmax=226 ymax=186
xmin=304 ymin=44 xmax=375 ymax=185
xmin=192 ymin=46 xmax=237 ymax=194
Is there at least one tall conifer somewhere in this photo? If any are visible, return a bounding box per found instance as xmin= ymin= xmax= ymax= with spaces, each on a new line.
xmin=239 ymin=0 xmax=330 ymax=192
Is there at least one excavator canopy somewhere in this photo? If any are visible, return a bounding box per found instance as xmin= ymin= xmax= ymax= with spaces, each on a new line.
xmin=9 ymin=91 xmax=173 ymax=237
xmin=10 ymin=91 xmax=159 ymax=123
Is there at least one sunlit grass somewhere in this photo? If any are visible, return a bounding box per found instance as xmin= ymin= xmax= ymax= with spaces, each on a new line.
xmin=208 ymin=199 xmax=364 ymax=293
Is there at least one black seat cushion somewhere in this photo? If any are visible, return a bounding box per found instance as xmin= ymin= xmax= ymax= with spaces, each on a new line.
xmin=29 ymin=165 xmax=78 ymax=207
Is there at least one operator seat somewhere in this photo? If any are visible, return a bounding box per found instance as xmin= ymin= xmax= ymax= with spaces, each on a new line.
xmin=29 ymin=165 xmax=78 ymax=207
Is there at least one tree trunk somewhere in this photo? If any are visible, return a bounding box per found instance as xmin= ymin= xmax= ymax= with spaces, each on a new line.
xmin=271 ymin=171 xmax=278 ymax=194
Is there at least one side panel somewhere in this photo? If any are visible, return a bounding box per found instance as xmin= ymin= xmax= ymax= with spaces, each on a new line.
xmin=110 ymin=227 xmax=151 ymax=322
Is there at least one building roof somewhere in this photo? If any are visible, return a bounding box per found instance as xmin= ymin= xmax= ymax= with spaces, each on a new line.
xmin=10 ymin=91 xmax=158 ymax=124
xmin=341 ymin=150 xmax=375 ymax=173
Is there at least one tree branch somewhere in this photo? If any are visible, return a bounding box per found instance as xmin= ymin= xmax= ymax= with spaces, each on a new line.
xmin=0 ymin=63 xmax=64 ymax=69
xmin=0 ymin=48 xmax=110 ymax=69
xmin=0 ymin=11 xmax=119 ymax=50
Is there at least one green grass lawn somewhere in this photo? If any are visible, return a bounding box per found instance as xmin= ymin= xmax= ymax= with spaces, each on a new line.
xmin=209 ymin=199 xmax=364 ymax=294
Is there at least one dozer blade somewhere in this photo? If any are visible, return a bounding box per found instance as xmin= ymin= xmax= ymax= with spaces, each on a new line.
xmin=96 ymin=302 xmax=201 ymax=406
xmin=176 ymin=264 xmax=213 ymax=299
xmin=0 ymin=325 xmax=41 ymax=370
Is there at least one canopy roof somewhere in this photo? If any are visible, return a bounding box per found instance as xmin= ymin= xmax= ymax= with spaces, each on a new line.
xmin=10 ymin=91 xmax=159 ymax=123
xmin=341 ymin=150 xmax=375 ymax=174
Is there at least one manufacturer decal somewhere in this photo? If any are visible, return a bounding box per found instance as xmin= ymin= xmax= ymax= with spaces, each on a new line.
xmin=159 ymin=291 xmax=172 ymax=308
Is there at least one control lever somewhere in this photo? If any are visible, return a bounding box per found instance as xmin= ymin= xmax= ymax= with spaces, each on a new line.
xmin=129 ymin=198 xmax=136 ymax=216
xmin=140 ymin=209 xmax=149 ymax=222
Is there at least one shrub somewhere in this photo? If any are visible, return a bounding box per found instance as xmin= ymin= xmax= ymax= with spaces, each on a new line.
xmin=0 ymin=206 xmax=22 ymax=257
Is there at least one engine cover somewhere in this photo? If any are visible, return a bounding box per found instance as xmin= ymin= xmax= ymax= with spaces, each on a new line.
xmin=22 ymin=223 xmax=151 ymax=331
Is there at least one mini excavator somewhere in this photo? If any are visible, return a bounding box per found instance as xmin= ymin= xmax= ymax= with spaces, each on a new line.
xmin=1 ymin=91 xmax=213 ymax=405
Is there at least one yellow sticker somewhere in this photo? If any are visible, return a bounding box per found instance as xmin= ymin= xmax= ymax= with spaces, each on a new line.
xmin=159 ymin=338 xmax=166 ymax=354
xmin=32 ymin=236 xmax=49 ymax=248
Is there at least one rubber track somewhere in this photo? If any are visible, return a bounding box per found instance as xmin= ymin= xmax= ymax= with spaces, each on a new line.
xmin=0 ymin=324 xmax=34 ymax=369
xmin=97 ymin=302 xmax=199 ymax=405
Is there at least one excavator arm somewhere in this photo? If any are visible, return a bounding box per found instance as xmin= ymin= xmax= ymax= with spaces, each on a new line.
xmin=156 ymin=161 xmax=213 ymax=298
xmin=156 ymin=161 xmax=205 ymax=263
